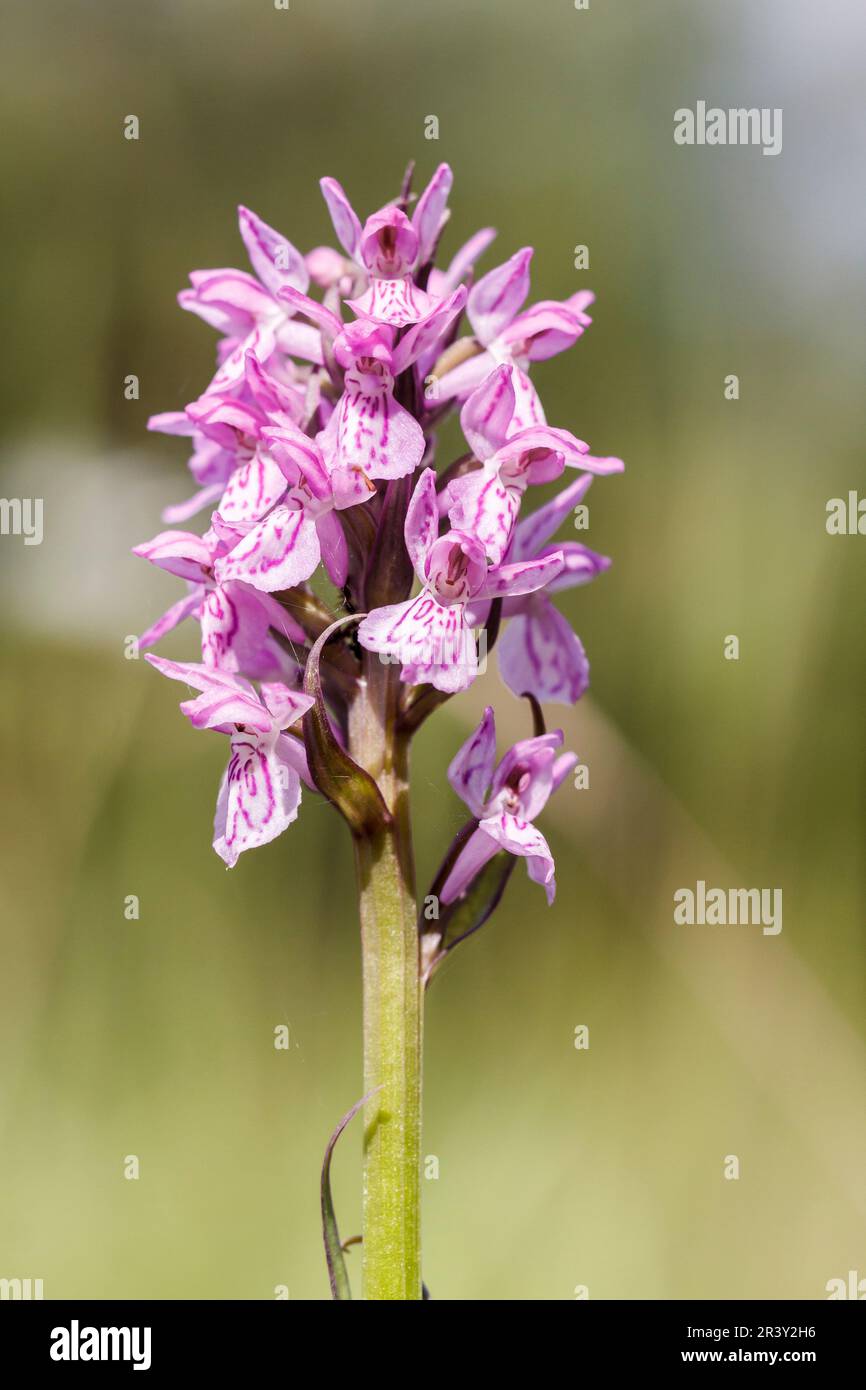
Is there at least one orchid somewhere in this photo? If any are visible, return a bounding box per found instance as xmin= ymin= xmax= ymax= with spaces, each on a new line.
xmin=179 ymin=204 xmax=323 ymax=392
xmin=441 ymin=706 xmax=577 ymax=906
xmin=133 ymin=526 xmax=303 ymax=679
xmin=145 ymin=657 xmax=313 ymax=867
xmin=435 ymin=246 xmax=595 ymax=428
xmin=136 ymin=164 xmax=622 ymax=1300
xmin=445 ymin=361 xmax=623 ymax=564
xmin=320 ymin=163 xmax=452 ymax=326
xmin=358 ymin=467 xmax=563 ymax=692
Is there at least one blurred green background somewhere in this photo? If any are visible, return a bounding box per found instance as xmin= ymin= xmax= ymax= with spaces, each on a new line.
xmin=1 ymin=0 xmax=864 ymax=1300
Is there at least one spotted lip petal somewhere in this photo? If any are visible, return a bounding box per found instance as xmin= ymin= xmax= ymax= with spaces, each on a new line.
xmin=213 ymin=734 xmax=302 ymax=868
xmin=213 ymin=504 xmax=321 ymax=593
xmin=358 ymin=592 xmax=478 ymax=694
xmin=480 ymin=811 xmax=557 ymax=904
xmin=346 ymin=276 xmax=435 ymax=328
xmin=318 ymin=377 xmax=425 ymax=487
xmin=217 ymin=451 xmax=288 ymax=525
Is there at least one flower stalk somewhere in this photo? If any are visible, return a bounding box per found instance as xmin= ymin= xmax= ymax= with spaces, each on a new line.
xmin=351 ymin=656 xmax=422 ymax=1299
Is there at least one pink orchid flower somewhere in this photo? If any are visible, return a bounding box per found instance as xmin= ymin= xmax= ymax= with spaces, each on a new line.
xmin=319 ymin=164 xmax=454 ymax=326
xmin=210 ymin=421 xmax=349 ymax=594
xmin=314 ymin=292 xmax=466 ymax=505
xmin=179 ymin=205 xmax=324 ymax=394
xmin=149 ymin=352 xmax=308 ymax=526
xmin=145 ymin=657 xmax=314 ymax=867
xmin=445 ymin=363 xmax=622 ymax=565
xmin=440 ymin=706 xmax=577 ymax=906
xmin=358 ymin=468 xmax=564 ymax=693
xmin=470 ymin=474 xmax=613 ymax=706
xmin=436 ymin=247 xmax=595 ymax=428
xmin=133 ymin=528 xmax=304 ymax=679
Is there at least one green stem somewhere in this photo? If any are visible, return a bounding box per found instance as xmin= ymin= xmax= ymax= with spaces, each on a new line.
xmin=350 ymin=657 xmax=422 ymax=1300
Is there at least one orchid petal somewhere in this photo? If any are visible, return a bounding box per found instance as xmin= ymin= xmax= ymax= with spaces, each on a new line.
xmin=552 ymin=751 xmax=579 ymax=791
xmin=199 ymin=582 xmax=303 ymax=678
xmin=213 ymin=504 xmax=321 ymax=593
xmin=213 ymin=735 xmax=302 ymax=867
xmin=412 ymin=162 xmax=453 ymax=265
xmin=545 ymin=542 xmax=611 ymax=593
xmin=320 ymin=177 xmax=362 ymax=260
xmin=498 ymin=599 xmax=589 ymax=705
xmin=162 ymin=482 xmax=226 ymax=526
xmin=260 ymin=683 xmax=314 ymax=728
xmin=238 ymin=205 xmax=309 ymax=297
xmin=507 ymin=365 xmax=546 ymax=431
xmin=459 ymin=363 xmax=515 ymax=460
xmin=434 ymin=348 xmax=494 ymax=402
xmin=185 ymin=268 xmax=275 ymax=322
xmin=404 ymin=467 xmax=438 ymax=582
xmin=145 ymin=655 xmax=268 ymax=731
xmin=510 ymin=473 xmax=595 ymax=562
xmin=358 ymin=592 xmax=478 ymax=693
xmin=132 ymin=530 xmax=213 ymax=582
xmin=346 ymin=277 xmax=435 ymax=328
xmin=315 ymin=510 xmax=349 ymax=588
xmin=217 ymin=451 xmax=288 ymax=525
xmin=439 ymin=826 xmax=501 ymax=905
xmin=478 ymin=550 xmax=563 ymax=600
xmin=502 ymin=301 xmax=585 ymax=362
xmin=390 ymin=287 xmax=467 ymax=376
xmin=148 ymin=410 xmax=197 ymax=438
xmin=276 ymin=283 xmax=343 ymax=340
xmin=138 ymin=590 xmax=203 ymax=650
xmin=323 ymin=386 xmax=425 ymax=484
xmin=447 ymin=706 xmax=496 ymax=817
xmin=467 ymin=248 xmax=532 ymax=345
xmin=445 ymin=466 xmax=520 ymax=567
xmin=480 ymin=811 xmax=556 ymax=903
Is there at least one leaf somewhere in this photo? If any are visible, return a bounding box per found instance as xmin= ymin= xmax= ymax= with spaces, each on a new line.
xmin=321 ymin=1085 xmax=383 ymax=1301
xmin=303 ymin=616 xmax=392 ymax=837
